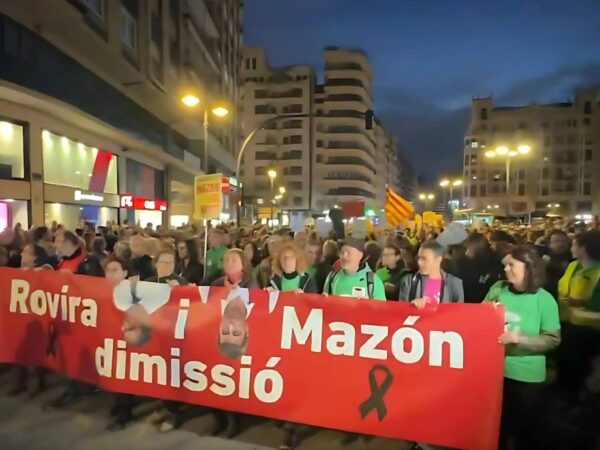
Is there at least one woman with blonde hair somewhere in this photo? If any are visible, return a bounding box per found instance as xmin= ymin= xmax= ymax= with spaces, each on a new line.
xmin=269 ymin=242 xmax=318 ymax=294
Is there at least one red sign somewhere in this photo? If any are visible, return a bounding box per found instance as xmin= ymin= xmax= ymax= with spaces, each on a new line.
xmin=0 ymin=268 xmax=504 ymax=450
xmin=342 ymin=201 xmax=365 ymax=219
xmin=120 ymin=194 xmax=167 ymax=211
xmin=222 ymin=176 xmax=231 ymax=192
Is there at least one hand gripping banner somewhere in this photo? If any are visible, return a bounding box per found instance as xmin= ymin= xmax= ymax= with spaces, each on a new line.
xmin=0 ymin=268 xmax=505 ymax=450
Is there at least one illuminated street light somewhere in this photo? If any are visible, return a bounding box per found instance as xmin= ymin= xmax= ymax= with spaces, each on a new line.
xmin=452 ymin=179 xmax=463 ymax=187
xmin=439 ymin=179 xmax=450 ymax=188
xmin=279 ymin=186 xmax=286 ymax=195
xmin=427 ymin=193 xmax=435 ymax=200
xmin=211 ymin=106 xmax=230 ymax=117
xmin=181 ymin=94 xmax=200 ymax=107
xmin=419 ymin=193 xmax=426 ymax=200
xmin=483 ymin=144 xmax=533 ymax=215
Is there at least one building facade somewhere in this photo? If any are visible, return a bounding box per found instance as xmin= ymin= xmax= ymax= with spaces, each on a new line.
xmin=313 ymin=48 xmax=378 ymax=212
xmin=240 ymin=47 xmax=315 ymax=215
xmin=463 ymin=89 xmax=600 ymax=217
xmin=240 ymin=46 xmax=406 ymax=219
xmin=0 ymin=0 xmax=242 ymax=230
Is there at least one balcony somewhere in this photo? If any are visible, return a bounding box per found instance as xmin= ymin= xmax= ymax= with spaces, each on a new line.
xmin=254 ymin=88 xmax=303 ymax=99
xmin=324 ymin=157 xmax=376 ymax=173
xmin=325 ymin=187 xmax=375 ymax=199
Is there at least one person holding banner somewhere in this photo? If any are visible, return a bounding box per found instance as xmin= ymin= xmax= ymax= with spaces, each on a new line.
xmin=485 ymin=246 xmax=560 ymax=450
xmin=210 ymin=248 xmax=259 ymax=438
xmin=323 ymin=237 xmax=385 ymax=300
xmin=268 ymin=243 xmax=318 ymax=294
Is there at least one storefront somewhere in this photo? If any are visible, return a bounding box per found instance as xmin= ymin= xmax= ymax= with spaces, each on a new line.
xmin=42 ymin=130 xmax=119 ymax=229
xmin=119 ymin=194 xmax=167 ymax=228
xmin=122 ymin=159 xmax=167 ymax=227
xmin=0 ymin=119 xmax=30 ymax=230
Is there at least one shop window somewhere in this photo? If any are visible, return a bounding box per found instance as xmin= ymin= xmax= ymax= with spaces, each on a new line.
xmin=42 ymin=131 xmax=118 ymax=194
xmin=125 ymin=158 xmax=164 ymax=199
xmin=44 ymin=203 xmax=117 ymax=230
xmin=0 ymin=120 xmax=25 ymax=179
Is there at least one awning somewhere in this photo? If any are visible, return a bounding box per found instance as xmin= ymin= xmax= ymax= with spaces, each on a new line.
xmin=385 ymin=188 xmax=415 ymax=226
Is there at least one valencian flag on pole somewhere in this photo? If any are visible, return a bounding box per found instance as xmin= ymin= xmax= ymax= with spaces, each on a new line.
xmin=385 ymin=187 xmax=415 ymax=226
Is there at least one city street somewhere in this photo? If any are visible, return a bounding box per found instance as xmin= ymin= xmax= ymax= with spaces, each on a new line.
xmin=0 ymin=371 xmax=409 ymax=450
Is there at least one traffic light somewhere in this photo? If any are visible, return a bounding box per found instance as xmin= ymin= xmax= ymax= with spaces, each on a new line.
xmin=365 ymin=109 xmax=374 ymax=130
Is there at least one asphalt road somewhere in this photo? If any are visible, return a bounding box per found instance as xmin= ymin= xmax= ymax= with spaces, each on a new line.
xmin=0 ymin=370 xmax=411 ymax=450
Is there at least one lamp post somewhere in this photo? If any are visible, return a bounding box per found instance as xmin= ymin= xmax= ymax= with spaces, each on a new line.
xmin=439 ymin=178 xmax=463 ymax=212
xmin=267 ymin=169 xmax=277 ymax=227
xmin=418 ymin=192 xmax=435 ymax=212
xmin=180 ymin=93 xmax=230 ymax=173
xmin=484 ymin=144 xmax=531 ymax=215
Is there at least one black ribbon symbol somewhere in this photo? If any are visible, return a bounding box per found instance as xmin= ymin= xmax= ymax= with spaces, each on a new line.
xmin=46 ymin=323 xmax=57 ymax=357
xmin=359 ymin=365 xmax=394 ymax=421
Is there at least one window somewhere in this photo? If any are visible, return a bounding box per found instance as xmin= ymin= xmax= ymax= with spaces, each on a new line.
xmin=512 ymin=202 xmax=527 ymax=213
xmin=535 ymin=202 xmax=547 ymax=210
xmin=567 ymin=134 xmax=576 ymax=144
xmin=245 ymin=59 xmax=250 ymax=70
xmin=251 ymin=58 xmax=257 ymax=70
xmin=554 ymin=135 xmax=564 ymax=144
xmin=42 ymin=131 xmax=117 ymax=193
xmin=584 ymin=149 xmax=592 ymax=161
xmin=583 ymin=182 xmax=591 ymax=195
xmin=541 ymin=185 xmax=549 ymax=196
xmin=289 ymin=135 xmax=302 ymax=144
xmin=518 ymin=169 xmax=526 ymax=179
xmin=517 ymin=184 xmax=525 ymax=195
xmin=316 ymin=155 xmax=323 ymax=163
xmin=255 ymin=167 xmax=267 ymax=175
xmin=293 ymin=196 xmax=303 ymax=206
xmin=464 ymin=155 xmax=470 ymax=166
xmin=283 ymin=104 xmax=303 ymax=114
xmin=289 ymin=182 xmax=303 ymax=190
xmin=122 ymin=8 xmax=137 ymax=49
xmin=480 ymin=184 xmax=487 ymax=196
xmin=492 ymin=185 xmax=500 ymax=194
xmin=464 ymin=139 xmax=470 ymax=147
xmin=255 ymin=104 xmax=274 ymax=114
xmin=470 ymin=185 xmax=477 ymax=197
xmin=584 ymin=118 xmax=591 ymax=126
xmin=0 ymin=120 xmax=25 ymax=179
xmin=316 ymin=140 xmax=323 ymax=148
xmin=480 ymin=108 xmax=488 ymax=120
xmin=471 ymin=155 xmax=478 ymax=165
xmin=584 ymin=101 xmax=592 ymax=115
xmin=555 ymin=167 xmax=564 ymax=178
xmin=286 ymin=166 xmax=302 ymax=175
xmin=542 ymin=167 xmax=549 ymax=179
xmin=82 ymin=0 xmax=104 ymax=18
xmin=471 ymin=140 xmax=478 ymax=149
xmin=493 ymin=173 xmax=501 ymax=181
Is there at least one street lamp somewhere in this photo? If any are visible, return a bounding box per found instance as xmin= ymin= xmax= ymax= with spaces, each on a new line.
xmin=267 ymin=169 xmax=277 ymax=191
xmin=484 ymin=144 xmax=532 ymax=214
xmin=418 ymin=192 xmax=435 ymax=211
xmin=439 ymin=178 xmax=463 ymax=214
xmin=180 ymin=93 xmax=230 ymax=173
xmin=279 ymin=186 xmax=286 ymax=195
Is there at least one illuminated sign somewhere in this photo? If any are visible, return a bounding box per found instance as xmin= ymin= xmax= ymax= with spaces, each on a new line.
xmin=119 ymin=194 xmax=167 ymax=211
xmin=74 ymin=190 xmax=104 ymax=202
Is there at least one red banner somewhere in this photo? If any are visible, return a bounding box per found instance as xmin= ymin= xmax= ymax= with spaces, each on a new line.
xmin=0 ymin=268 xmax=504 ymax=450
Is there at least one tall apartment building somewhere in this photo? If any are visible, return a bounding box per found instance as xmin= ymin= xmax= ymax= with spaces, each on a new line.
xmin=0 ymin=0 xmax=242 ymax=230
xmin=313 ymin=47 xmax=378 ymax=212
xmin=240 ymin=46 xmax=403 ymax=218
xmin=464 ymin=89 xmax=600 ymax=217
xmin=240 ymin=47 xmax=315 ymax=212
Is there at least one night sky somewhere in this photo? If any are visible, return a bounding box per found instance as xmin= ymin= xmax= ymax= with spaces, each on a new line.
xmin=244 ymin=0 xmax=600 ymax=182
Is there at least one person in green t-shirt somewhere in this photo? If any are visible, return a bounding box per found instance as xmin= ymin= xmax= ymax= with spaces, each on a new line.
xmin=268 ymin=242 xmax=318 ymax=294
xmin=323 ymin=237 xmax=385 ymax=300
xmin=484 ymin=246 xmax=560 ymax=450
xmin=205 ymin=228 xmax=228 ymax=280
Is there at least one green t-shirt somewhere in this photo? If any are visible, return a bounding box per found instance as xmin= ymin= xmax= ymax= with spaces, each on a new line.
xmin=323 ymin=267 xmax=386 ymax=301
xmin=376 ymin=267 xmax=391 ymax=284
xmin=281 ymin=274 xmax=301 ymax=292
xmin=205 ymin=245 xmax=227 ymax=278
xmin=485 ymin=281 xmax=560 ymax=383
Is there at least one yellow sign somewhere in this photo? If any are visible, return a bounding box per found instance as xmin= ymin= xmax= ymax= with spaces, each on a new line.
xmin=258 ymin=206 xmax=281 ymax=219
xmin=194 ymin=173 xmax=223 ymax=220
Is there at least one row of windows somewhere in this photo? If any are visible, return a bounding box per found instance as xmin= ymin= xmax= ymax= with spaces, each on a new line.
xmin=464 ymin=149 xmax=593 ymax=166
xmin=254 ymin=104 xmax=303 ymax=114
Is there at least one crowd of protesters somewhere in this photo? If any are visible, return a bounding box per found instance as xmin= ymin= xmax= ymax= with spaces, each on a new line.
xmin=0 ymin=215 xmax=599 ymax=450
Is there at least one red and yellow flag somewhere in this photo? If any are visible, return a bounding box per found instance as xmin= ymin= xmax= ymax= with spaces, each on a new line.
xmin=385 ymin=188 xmax=415 ymax=226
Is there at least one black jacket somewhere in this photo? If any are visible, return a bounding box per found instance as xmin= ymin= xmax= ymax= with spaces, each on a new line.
xmin=176 ymin=259 xmax=204 ymax=285
xmin=456 ymin=253 xmax=504 ymax=303
xmin=131 ymin=255 xmax=154 ymax=280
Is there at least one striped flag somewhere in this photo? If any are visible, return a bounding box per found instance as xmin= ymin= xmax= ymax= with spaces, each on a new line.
xmin=385 ymin=188 xmax=415 ymax=226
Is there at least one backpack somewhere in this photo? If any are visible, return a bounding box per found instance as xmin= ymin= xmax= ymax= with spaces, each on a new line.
xmin=327 ymin=269 xmax=375 ymax=299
